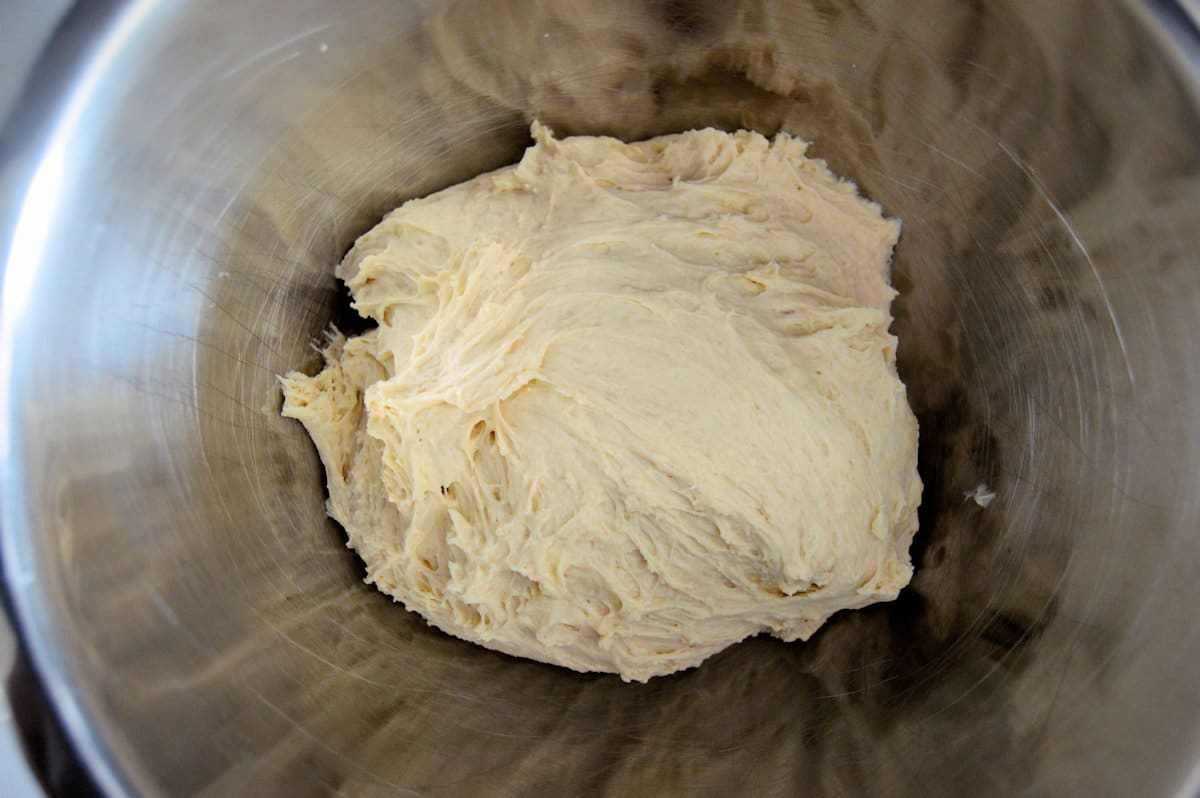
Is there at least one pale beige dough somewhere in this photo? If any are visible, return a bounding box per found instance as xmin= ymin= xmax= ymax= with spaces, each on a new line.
xmin=281 ymin=123 xmax=921 ymax=682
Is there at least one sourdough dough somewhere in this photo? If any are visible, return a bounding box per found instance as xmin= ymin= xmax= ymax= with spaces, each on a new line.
xmin=281 ymin=124 xmax=921 ymax=682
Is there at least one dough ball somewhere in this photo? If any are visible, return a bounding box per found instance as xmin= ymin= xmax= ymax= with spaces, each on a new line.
xmin=281 ymin=124 xmax=921 ymax=682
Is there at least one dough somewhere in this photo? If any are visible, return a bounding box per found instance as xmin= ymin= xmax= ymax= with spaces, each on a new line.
xmin=281 ymin=124 xmax=921 ymax=682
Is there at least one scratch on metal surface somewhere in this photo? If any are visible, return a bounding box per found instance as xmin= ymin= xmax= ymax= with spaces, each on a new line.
xmin=218 ymin=23 xmax=336 ymax=80
xmin=994 ymin=140 xmax=1137 ymax=392
xmin=188 ymin=281 xmax=283 ymax=358
xmin=242 ymin=682 xmax=414 ymax=794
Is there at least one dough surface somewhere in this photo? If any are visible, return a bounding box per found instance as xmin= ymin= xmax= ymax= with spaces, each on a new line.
xmin=281 ymin=124 xmax=921 ymax=682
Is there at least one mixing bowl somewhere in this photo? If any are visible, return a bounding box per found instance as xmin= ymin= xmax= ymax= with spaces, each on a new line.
xmin=3 ymin=1 xmax=1199 ymax=795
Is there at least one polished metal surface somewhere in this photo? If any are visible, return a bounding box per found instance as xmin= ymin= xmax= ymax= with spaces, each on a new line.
xmin=2 ymin=1 xmax=1199 ymax=796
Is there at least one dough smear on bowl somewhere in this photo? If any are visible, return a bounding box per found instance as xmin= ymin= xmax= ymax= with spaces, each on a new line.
xmin=280 ymin=123 xmax=921 ymax=682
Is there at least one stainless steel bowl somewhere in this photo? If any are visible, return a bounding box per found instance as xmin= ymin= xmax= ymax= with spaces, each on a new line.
xmin=3 ymin=1 xmax=1199 ymax=796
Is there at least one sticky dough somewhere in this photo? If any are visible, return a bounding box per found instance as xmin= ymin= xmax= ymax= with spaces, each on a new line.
xmin=281 ymin=124 xmax=921 ymax=682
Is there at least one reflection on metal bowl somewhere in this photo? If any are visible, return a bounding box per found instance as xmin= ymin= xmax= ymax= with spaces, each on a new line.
xmin=2 ymin=1 xmax=1198 ymax=796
